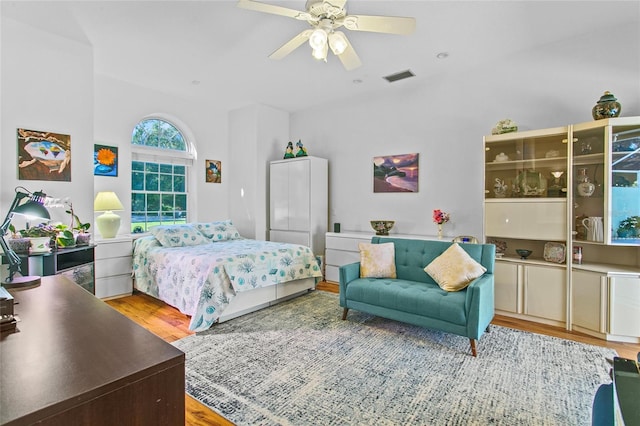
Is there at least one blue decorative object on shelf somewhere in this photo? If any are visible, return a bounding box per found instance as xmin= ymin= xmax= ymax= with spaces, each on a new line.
xmin=295 ymin=140 xmax=308 ymax=157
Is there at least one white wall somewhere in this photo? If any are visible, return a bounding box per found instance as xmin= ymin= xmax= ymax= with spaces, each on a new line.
xmin=290 ymin=22 xmax=640 ymax=240
xmin=228 ymin=104 xmax=289 ymax=239
xmin=2 ymin=16 xmax=639 ymax=244
xmin=94 ymin=75 xmax=229 ymax=234
xmin=1 ymin=17 xmax=94 ymax=232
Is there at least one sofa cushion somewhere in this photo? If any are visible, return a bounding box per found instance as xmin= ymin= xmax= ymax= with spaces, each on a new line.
xmin=359 ymin=242 xmax=397 ymax=279
xmin=424 ymin=243 xmax=486 ymax=291
xmin=345 ymin=278 xmax=467 ymax=325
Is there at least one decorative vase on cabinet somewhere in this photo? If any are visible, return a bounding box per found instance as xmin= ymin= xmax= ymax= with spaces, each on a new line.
xmin=592 ymin=91 xmax=621 ymax=120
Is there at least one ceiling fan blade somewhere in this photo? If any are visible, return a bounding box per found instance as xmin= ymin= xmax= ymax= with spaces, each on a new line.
xmin=269 ymin=29 xmax=313 ymax=60
xmin=342 ymin=15 xmax=416 ymax=35
xmin=237 ymin=0 xmax=311 ymax=20
xmin=335 ymin=35 xmax=362 ymax=71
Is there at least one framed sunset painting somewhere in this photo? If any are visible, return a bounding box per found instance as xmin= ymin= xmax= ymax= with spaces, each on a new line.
xmin=373 ymin=153 xmax=419 ymax=193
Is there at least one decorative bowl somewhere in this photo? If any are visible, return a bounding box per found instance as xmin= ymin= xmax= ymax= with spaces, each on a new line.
xmin=515 ymin=249 xmax=533 ymax=259
xmin=370 ymin=220 xmax=395 ymax=236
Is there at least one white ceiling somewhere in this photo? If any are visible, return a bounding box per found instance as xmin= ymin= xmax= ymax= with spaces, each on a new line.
xmin=2 ymin=1 xmax=639 ymax=112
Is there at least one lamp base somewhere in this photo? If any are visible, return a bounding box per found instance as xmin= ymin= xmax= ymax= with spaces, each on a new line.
xmin=2 ymin=275 xmax=41 ymax=289
xmin=96 ymin=211 xmax=121 ymax=239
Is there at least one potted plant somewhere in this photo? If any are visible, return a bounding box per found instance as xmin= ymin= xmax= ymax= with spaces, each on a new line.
xmin=6 ymin=224 xmax=31 ymax=253
xmin=617 ymin=216 xmax=639 ymax=238
xmin=54 ymin=224 xmax=76 ymax=248
xmin=66 ymin=202 xmax=91 ymax=246
xmin=21 ymin=223 xmax=58 ymax=253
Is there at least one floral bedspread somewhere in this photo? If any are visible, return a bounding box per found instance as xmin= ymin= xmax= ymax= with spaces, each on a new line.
xmin=133 ymin=236 xmax=322 ymax=331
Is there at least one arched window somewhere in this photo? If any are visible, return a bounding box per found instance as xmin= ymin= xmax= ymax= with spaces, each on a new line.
xmin=131 ymin=118 xmax=193 ymax=233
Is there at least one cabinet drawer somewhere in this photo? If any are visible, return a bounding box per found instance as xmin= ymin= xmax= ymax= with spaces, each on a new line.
xmin=325 ymin=265 xmax=340 ymax=283
xmin=95 ymin=275 xmax=133 ymax=299
xmin=609 ymin=276 xmax=640 ymax=337
xmin=325 ymin=249 xmax=361 ymax=267
xmin=524 ymin=265 xmax=566 ymax=322
xmin=95 ymin=257 xmax=132 ymax=279
xmin=495 ymin=261 xmax=519 ymax=313
xmin=485 ymin=201 xmax=566 ymax=240
xmin=96 ymin=241 xmax=132 ymax=259
xmin=572 ymin=270 xmax=606 ymax=333
xmin=326 ymin=236 xmax=371 ymax=251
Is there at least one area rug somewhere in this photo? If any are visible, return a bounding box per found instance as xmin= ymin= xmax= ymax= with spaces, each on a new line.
xmin=173 ymin=291 xmax=615 ymax=425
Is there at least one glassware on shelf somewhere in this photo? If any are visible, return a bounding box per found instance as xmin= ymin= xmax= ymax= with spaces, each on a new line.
xmin=515 ymin=170 xmax=547 ymax=197
xmin=548 ymin=171 xmax=565 ymax=197
xmin=576 ymin=168 xmax=595 ymax=197
xmin=493 ymin=178 xmax=508 ymax=198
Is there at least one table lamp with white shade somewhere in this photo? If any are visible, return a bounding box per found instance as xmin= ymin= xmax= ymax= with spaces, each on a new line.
xmin=94 ymin=191 xmax=124 ymax=239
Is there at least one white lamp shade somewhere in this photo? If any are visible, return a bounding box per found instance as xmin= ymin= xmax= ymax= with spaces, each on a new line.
xmin=312 ymin=42 xmax=328 ymax=61
xmin=308 ymin=28 xmax=327 ymax=50
xmin=328 ymin=31 xmax=348 ymax=55
xmin=94 ymin=191 xmax=124 ymax=239
xmin=94 ymin=191 xmax=124 ymax=212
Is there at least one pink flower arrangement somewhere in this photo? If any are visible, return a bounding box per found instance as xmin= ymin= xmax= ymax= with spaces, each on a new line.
xmin=432 ymin=209 xmax=450 ymax=225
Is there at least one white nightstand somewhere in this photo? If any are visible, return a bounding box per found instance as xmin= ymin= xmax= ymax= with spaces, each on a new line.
xmin=94 ymin=235 xmax=133 ymax=299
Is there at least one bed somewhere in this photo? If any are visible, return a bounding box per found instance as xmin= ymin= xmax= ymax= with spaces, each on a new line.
xmin=132 ymin=221 xmax=322 ymax=332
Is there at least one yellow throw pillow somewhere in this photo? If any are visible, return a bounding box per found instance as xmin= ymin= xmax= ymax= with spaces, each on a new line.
xmin=359 ymin=242 xmax=397 ymax=279
xmin=424 ymin=243 xmax=486 ymax=291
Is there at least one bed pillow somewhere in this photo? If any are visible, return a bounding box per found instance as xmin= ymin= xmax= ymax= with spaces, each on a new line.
xmin=359 ymin=242 xmax=397 ymax=279
xmin=194 ymin=220 xmax=241 ymax=241
xmin=424 ymin=243 xmax=486 ymax=291
xmin=150 ymin=224 xmax=210 ymax=247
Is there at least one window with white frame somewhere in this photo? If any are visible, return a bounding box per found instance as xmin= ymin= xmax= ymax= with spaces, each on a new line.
xmin=131 ymin=118 xmax=193 ymax=233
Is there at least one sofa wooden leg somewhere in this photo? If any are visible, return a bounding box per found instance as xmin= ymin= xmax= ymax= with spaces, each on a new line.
xmin=486 ymin=325 xmax=491 ymax=333
xmin=469 ymin=339 xmax=477 ymax=357
xmin=342 ymin=308 xmax=349 ymax=320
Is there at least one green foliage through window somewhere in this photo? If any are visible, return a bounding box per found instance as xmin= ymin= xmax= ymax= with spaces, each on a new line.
xmin=131 ymin=119 xmax=187 ymax=150
xmin=131 ymin=118 xmax=189 ymax=233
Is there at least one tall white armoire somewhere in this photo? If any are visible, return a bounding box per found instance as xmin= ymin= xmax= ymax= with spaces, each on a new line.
xmin=269 ymin=156 xmax=328 ymax=256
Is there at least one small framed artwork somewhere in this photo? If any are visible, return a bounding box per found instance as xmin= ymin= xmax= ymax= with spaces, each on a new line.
xmin=17 ymin=128 xmax=71 ymax=181
xmin=373 ymin=153 xmax=419 ymax=193
xmin=94 ymin=144 xmax=118 ymax=177
xmin=206 ymin=159 xmax=221 ymax=183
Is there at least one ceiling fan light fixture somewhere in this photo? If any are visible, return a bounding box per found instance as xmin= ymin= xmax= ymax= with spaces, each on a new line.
xmin=312 ymin=42 xmax=328 ymax=62
xmin=328 ymin=31 xmax=348 ymax=55
xmin=308 ymin=28 xmax=328 ymax=50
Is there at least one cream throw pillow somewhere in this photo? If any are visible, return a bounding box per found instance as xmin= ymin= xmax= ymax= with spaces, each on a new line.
xmin=359 ymin=242 xmax=397 ymax=279
xmin=424 ymin=243 xmax=486 ymax=291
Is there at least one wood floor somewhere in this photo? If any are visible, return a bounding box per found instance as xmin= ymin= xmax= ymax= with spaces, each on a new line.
xmin=106 ymin=281 xmax=640 ymax=425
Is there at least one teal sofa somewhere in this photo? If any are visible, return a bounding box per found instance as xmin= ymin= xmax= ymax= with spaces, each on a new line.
xmin=339 ymin=237 xmax=496 ymax=356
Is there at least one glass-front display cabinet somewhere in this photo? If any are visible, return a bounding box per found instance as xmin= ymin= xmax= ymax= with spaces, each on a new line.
xmin=572 ymin=118 xmax=640 ymax=246
xmin=484 ymin=127 xmax=569 ymax=247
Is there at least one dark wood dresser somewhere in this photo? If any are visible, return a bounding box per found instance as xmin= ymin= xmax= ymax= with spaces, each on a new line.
xmin=0 ymin=275 xmax=185 ymax=425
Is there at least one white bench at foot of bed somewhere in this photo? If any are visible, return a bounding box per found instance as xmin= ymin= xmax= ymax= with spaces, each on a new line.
xmin=217 ymin=278 xmax=316 ymax=323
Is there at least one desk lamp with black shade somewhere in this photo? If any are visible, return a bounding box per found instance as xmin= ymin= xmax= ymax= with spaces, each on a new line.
xmin=1 ymin=187 xmax=50 ymax=288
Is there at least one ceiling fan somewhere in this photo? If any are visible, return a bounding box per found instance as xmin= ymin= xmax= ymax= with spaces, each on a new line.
xmin=237 ymin=0 xmax=416 ymax=70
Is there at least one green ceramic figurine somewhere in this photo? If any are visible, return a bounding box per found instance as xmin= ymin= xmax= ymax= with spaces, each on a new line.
xmin=295 ymin=140 xmax=308 ymax=157
xmin=283 ymin=141 xmax=295 ymax=159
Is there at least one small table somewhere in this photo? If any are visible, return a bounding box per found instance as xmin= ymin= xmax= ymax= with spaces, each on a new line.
xmin=0 ymin=275 xmax=185 ymax=425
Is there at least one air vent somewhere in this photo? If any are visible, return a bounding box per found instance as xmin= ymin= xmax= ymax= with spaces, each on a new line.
xmin=383 ymin=70 xmax=415 ymax=83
